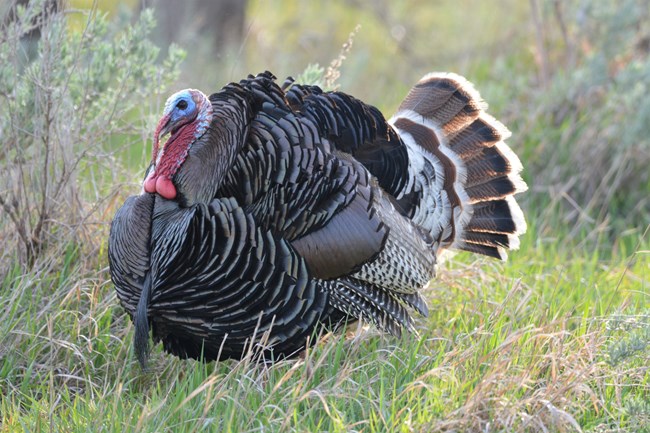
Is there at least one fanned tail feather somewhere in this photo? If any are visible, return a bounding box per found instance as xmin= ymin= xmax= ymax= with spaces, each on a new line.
xmin=389 ymin=72 xmax=527 ymax=260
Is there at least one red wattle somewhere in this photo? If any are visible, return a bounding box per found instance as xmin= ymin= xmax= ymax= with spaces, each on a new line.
xmin=143 ymin=171 xmax=177 ymax=199
xmin=155 ymin=175 xmax=177 ymax=199
xmin=143 ymin=172 xmax=157 ymax=193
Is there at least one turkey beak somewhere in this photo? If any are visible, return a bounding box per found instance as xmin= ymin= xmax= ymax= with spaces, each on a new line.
xmin=153 ymin=113 xmax=172 ymax=163
xmin=155 ymin=114 xmax=173 ymax=144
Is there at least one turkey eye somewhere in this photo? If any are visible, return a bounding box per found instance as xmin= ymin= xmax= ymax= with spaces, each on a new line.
xmin=176 ymin=100 xmax=188 ymax=110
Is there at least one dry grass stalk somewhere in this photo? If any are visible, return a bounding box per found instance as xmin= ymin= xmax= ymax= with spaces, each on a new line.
xmin=325 ymin=24 xmax=362 ymax=90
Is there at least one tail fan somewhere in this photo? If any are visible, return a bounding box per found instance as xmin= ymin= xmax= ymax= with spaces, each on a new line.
xmin=389 ymin=73 xmax=527 ymax=260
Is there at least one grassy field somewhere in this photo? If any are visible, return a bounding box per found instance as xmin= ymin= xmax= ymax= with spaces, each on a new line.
xmin=1 ymin=220 xmax=648 ymax=432
xmin=1 ymin=1 xmax=649 ymax=432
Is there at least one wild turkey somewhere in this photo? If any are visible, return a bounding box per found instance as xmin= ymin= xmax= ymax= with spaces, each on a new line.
xmin=109 ymin=71 xmax=526 ymax=367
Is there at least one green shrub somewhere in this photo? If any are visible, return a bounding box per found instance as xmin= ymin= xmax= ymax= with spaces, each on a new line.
xmin=0 ymin=0 xmax=184 ymax=270
xmin=501 ymin=0 xmax=650 ymax=243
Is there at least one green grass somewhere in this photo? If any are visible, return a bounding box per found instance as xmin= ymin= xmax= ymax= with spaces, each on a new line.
xmin=2 ymin=0 xmax=649 ymax=432
xmin=1 ymin=223 xmax=648 ymax=432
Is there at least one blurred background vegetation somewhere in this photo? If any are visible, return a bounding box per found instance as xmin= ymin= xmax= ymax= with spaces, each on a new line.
xmin=2 ymin=0 xmax=648 ymax=270
xmin=1 ymin=2 xmax=648 ymax=431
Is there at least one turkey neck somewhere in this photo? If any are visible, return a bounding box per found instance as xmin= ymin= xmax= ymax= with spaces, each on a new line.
xmin=173 ymin=84 xmax=255 ymax=207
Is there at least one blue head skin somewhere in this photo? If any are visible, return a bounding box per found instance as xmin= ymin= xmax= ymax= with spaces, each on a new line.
xmin=144 ymin=89 xmax=213 ymax=199
xmin=159 ymin=90 xmax=196 ymax=134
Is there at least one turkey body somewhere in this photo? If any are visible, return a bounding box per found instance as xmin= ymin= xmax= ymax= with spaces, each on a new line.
xmin=108 ymin=72 xmax=527 ymax=367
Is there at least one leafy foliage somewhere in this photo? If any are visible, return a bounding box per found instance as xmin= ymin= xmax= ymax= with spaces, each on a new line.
xmin=498 ymin=0 xmax=650 ymax=242
xmin=0 ymin=0 xmax=184 ymax=268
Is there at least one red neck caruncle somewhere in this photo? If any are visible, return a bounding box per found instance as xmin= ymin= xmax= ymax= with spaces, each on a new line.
xmin=143 ymin=90 xmax=213 ymax=200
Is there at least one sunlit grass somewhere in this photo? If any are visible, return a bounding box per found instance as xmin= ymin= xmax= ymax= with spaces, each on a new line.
xmin=1 ymin=225 xmax=648 ymax=432
xmin=2 ymin=1 xmax=649 ymax=432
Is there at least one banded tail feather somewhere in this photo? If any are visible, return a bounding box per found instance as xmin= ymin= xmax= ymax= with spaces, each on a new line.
xmin=389 ymin=72 xmax=527 ymax=260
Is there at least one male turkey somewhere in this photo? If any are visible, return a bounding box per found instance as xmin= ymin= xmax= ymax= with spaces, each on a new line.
xmin=109 ymin=71 xmax=526 ymax=368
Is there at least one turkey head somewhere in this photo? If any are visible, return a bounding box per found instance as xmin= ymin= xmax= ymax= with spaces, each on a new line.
xmin=143 ymin=89 xmax=213 ymax=201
